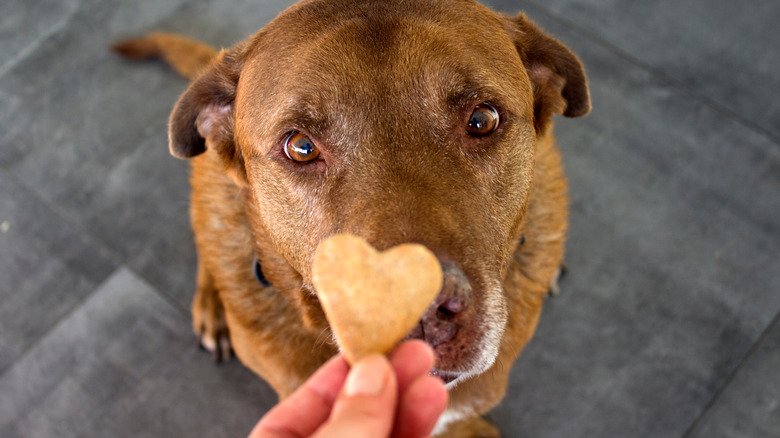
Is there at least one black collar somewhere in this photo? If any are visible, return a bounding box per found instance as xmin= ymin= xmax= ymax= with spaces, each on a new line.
xmin=254 ymin=259 xmax=271 ymax=287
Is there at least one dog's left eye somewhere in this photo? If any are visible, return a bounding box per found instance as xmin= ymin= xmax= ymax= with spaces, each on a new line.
xmin=466 ymin=104 xmax=500 ymax=137
xmin=284 ymin=132 xmax=320 ymax=163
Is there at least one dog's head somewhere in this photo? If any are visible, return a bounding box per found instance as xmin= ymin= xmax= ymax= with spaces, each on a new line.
xmin=169 ymin=0 xmax=589 ymax=386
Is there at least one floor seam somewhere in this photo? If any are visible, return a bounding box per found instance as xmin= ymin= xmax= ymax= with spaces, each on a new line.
xmin=0 ymin=0 xmax=83 ymax=80
xmin=126 ymin=265 xmax=191 ymax=318
xmin=679 ymin=310 xmax=780 ymax=437
xmin=0 ymin=263 xmax=192 ymax=382
xmin=0 ymin=167 xmax=122 ymax=380
xmin=0 ymin=266 xmax=119 ymax=381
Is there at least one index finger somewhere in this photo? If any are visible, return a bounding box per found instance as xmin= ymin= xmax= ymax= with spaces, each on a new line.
xmin=389 ymin=340 xmax=436 ymax=393
xmin=249 ymin=354 xmax=350 ymax=438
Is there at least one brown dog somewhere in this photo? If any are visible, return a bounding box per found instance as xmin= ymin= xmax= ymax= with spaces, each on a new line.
xmin=114 ymin=0 xmax=589 ymax=435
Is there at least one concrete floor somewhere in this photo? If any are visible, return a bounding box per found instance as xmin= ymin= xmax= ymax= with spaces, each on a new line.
xmin=1 ymin=0 xmax=779 ymax=437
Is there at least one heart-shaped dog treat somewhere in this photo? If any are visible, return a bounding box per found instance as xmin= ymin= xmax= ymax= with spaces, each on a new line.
xmin=312 ymin=234 xmax=443 ymax=365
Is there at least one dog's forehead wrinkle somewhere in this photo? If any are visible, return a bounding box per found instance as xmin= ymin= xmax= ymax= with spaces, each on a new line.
xmin=269 ymin=13 xmax=513 ymax=99
xmin=240 ymin=19 xmax=534 ymax=163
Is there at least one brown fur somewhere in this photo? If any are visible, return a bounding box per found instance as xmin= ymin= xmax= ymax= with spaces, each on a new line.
xmin=114 ymin=0 xmax=589 ymax=436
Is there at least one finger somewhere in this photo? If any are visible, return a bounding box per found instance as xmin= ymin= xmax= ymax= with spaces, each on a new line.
xmin=313 ymin=354 xmax=398 ymax=438
xmin=249 ymin=355 xmax=350 ymax=438
xmin=389 ymin=340 xmax=435 ymax=394
xmin=392 ymin=375 xmax=449 ymax=438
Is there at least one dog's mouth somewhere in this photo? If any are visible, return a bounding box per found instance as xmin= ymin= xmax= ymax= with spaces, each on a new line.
xmin=302 ymin=258 xmax=505 ymax=386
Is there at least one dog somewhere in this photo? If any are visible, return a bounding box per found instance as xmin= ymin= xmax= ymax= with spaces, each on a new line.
xmin=113 ymin=0 xmax=589 ymax=435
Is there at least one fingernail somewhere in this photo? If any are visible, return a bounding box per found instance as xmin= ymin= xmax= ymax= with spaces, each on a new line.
xmin=344 ymin=355 xmax=389 ymax=397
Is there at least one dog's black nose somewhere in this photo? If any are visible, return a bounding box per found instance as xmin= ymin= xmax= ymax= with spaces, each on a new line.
xmin=436 ymin=262 xmax=473 ymax=316
xmin=406 ymin=262 xmax=473 ymax=347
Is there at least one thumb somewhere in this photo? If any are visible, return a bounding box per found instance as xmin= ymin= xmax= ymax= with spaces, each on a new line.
xmin=312 ymin=354 xmax=398 ymax=438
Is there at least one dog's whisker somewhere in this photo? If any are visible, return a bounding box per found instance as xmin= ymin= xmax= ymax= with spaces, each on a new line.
xmin=313 ymin=325 xmax=335 ymax=350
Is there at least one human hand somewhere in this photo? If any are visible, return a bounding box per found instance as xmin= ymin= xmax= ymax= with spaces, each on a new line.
xmin=248 ymin=340 xmax=449 ymax=438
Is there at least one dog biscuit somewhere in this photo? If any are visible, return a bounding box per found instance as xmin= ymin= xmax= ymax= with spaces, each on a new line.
xmin=312 ymin=234 xmax=442 ymax=365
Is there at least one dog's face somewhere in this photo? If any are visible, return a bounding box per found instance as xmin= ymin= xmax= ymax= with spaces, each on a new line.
xmin=169 ymin=0 xmax=589 ymax=385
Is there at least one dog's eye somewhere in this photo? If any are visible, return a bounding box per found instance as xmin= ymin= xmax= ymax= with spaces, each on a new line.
xmin=284 ymin=132 xmax=320 ymax=163
xmin=466 ymin=104 xmax=500 ymax=136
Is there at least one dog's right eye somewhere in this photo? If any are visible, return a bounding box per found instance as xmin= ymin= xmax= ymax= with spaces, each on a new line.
xmin=284 ymin=132 xmax=320 ymax=163
xmin=466 ymin=104 xmax=500 ymax=137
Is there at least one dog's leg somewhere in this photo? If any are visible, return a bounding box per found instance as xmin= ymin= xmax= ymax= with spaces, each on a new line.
xmin=191 ymin=258 xmax=232 ymax=362
xmin=437 ymin=416 xmax=501 ymax=438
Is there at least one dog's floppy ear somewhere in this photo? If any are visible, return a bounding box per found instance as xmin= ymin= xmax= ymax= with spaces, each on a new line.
xmin=508 ymin=14 xmax=591 ymax=134
xmin=168 ymin=47 xmax=247 ymax=184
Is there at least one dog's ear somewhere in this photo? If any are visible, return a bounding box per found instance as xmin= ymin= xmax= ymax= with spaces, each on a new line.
xmin=508 ymin=14 xmax=591 ymax=134
xmin=168 ymin=47 xmax=247 ymax=184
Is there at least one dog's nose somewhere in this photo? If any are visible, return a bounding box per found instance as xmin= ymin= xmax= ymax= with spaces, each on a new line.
xmin=406 ymin=262 xmax=473 ymax=347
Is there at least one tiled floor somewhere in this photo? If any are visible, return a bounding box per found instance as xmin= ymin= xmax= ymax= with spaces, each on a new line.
xmin=1 ymin=0 xmax=778 ymax=437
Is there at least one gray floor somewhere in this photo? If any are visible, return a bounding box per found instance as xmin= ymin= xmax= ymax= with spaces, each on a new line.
xmin=1 ymin=0 xmax=778 ymax=437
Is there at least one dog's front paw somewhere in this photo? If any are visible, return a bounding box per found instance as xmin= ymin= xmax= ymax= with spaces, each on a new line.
xmin=191 ymin=278 xmax=233 ymax=363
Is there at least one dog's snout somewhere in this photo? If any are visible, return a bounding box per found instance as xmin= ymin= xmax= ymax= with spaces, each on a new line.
xmin=406 ymin=262 xmax=473 ymax=347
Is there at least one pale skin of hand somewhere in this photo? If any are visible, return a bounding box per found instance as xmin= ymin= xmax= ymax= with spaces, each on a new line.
xmin=248 ymin=340 xmax=449 ymax=438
